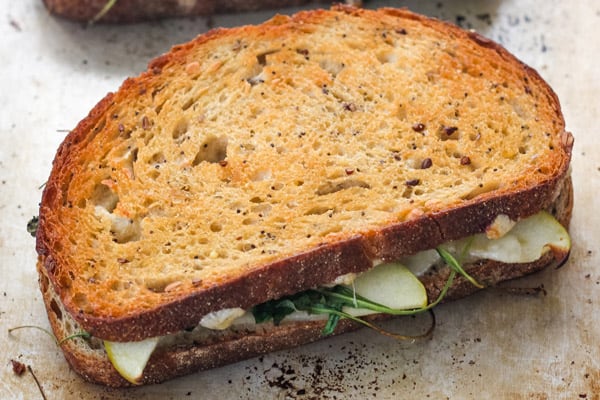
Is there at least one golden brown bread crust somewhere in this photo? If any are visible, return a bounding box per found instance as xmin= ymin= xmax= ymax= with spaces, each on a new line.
xmin=42 ymin=0 xmax=331 ymax=23
xmin=36 ymin=6 xmax=573 ymax=345
xmin=38 ymin=176 xmax=573 ymax=387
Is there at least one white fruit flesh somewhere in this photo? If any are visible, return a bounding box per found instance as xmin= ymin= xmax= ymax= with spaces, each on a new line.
xmin=344 ymin=263 xmax=428 ymax=317
xmin=104 ymin=337 xmax=159 ymax=384
xmin=461 ymin=211 xmax=570 ymax=263
xmin=402 ymin=211 xmax=570 ymax=273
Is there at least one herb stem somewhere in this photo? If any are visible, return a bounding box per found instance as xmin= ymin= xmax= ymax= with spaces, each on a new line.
xmin=27 ymin=365 xmax=48 ymax=400
xmin=8 ymin=325 xmax=58 ymax=345
xmin=90 ymin=0 xmax=118 ymax=24
xmin=58 ymin=332 xmax=91 ymax=345
xmin=307 ymin=303 xmax=436 ymax=340
xmin=314 ymin=268 xmax=456 ymax=316
xmin=9 ymin=325 xmax=90 ymax=346
xmin=437 ymin=247 xmax=484 ymax=288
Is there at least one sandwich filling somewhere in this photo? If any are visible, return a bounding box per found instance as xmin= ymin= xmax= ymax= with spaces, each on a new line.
xmin=103 ymin=211 xmax=570 ymax=384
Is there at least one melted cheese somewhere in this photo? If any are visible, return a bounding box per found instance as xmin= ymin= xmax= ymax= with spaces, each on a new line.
xmin=199 ymin=307 xmax=246 ymax=330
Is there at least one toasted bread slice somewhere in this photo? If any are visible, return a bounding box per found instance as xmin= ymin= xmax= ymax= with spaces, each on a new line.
xmin=37 ymin=175 xmax=572 ymax=387
xmin=37 ymin=5 xmax=572 ymax=353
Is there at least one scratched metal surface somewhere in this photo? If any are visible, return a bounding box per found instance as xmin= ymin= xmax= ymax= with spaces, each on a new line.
xmin=1 ymin=0 xmax=598 ymax=398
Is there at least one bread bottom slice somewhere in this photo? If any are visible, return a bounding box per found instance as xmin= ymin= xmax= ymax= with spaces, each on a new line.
xmin=37 ymin=177 xmax=572 ymax=387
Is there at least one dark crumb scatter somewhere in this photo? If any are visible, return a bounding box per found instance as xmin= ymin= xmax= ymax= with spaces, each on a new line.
xmin=9 ymin=18 xmax=21 ymax=31
xmin=244 ymin=344 xmax=403 ymax=398
xmin=455 ymin=15 xmax=466 ymax=28
xmin=11 ymin=359 xmax=27 ymax=376
xmin=541 ymin=35 xmax=548 ymax=53
xmin=476 ymin=13 xmax=492 ymax=25
xmin=205 ymin=15 xmax=215 ymax=29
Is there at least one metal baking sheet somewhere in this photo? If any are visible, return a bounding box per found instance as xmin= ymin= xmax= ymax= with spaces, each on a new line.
xmin=1 ymin=0 xmax=599 ymax=398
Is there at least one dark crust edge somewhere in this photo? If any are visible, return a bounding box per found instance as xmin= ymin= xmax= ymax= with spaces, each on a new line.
xmin=84 ymin=238 xmax=374 ymax=340
xmin=36 ymin=6 xmax=573 ymax=341
xmin=39 ymin=177 xmax=573 ymax=387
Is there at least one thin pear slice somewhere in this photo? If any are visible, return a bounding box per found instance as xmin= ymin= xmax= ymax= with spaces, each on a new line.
xmin=402 ymin=211 xmax=571 ymax=274
xmin=104 ymin=337 xmax=159 ymax=384
xmin=345 ymin=263 xmax=428 ymax=317
xmin=450 ymin=211 xmax=571 ymax=264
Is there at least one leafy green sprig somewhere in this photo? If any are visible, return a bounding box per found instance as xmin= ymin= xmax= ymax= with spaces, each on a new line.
xmin=252 ymin=246 xmax=482 ymax=338
xmin=436 ymin=246 xmax=483 ymax=289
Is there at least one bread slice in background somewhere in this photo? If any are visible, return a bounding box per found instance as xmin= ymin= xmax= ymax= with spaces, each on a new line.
xmin=36 ymin=5 xmax=573 ymax=385
xmin=42 ymin=0 xmax=338 ymax=23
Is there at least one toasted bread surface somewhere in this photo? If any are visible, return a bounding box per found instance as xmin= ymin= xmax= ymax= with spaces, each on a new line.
xmin=37 ymin=6 xmax=573 ymax=342
xmin=37 ymin=175 xmax=573 ymax=387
